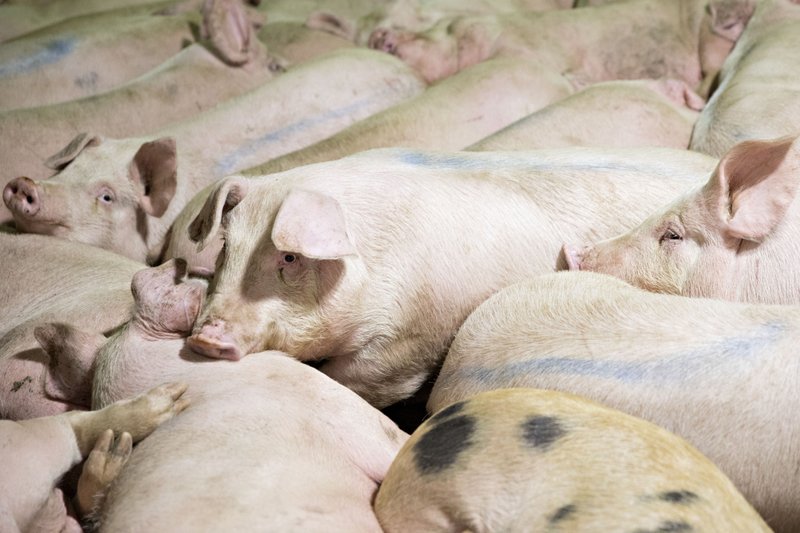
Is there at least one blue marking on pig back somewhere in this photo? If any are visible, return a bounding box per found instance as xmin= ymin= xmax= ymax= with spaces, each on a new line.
xmin=451 ymin=321 xmax=785 ymax=386
xmin=213 ymin=90 xmax=392 ymax=176
xmin=393 ymin=150 xmax=700 ymax=179
xmin=0 ymin=38 xmax=76 ymax=78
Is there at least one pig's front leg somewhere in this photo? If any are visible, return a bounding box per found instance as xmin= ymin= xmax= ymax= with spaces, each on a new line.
xmin=73 ymin=430 xmax=133 ymax=522
xmin=66 ymin=381 xmax=189 ymax=456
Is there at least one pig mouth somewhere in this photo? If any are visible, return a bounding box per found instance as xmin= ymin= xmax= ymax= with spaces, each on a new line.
xmin=11 ymin=215 xmax=70 ymax=236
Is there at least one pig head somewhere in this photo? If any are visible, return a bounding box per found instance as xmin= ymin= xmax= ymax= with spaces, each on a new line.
xmin=3 ymin=134 xmax=178 ymax=262
xmin=564 ymin=135 xmax=800 ymax=303
xmin=186 ymin=178 xmax=364 ymax=366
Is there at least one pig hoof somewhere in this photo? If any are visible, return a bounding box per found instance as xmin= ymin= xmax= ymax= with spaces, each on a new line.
xmin=368 ymin=28 xmax=398 ymax=55
xmin=186 ymin=334 xmax=243 ymax=361
xmin=123 ymin=382 xmax=190 ymax=440
xmin=76 ymin=429 xmax=133 ymax=517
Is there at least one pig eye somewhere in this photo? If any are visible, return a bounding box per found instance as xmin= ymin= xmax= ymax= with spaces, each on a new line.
xmin=97 ymin=188 xmax=115 ymax=204
xmin=283 ymin=253 xmax=296 ymax=264
xmin=659 ymin=229 xmax=683 ymax=243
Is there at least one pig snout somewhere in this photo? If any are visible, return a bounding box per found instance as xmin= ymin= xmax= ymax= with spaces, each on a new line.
xmin=186 ymin=320 xmax=243 ymax=361
xmin=3 ymin=177 xmax=40 ymax=217
xmin=368 ymin=28 xmax=399 ymax=54
xmin=561 ymin=243 xmax=585 ymax=271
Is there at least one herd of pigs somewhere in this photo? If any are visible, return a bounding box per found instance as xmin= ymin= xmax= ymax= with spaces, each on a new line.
xmin=1 ymin=0 xmax=799 ymax=530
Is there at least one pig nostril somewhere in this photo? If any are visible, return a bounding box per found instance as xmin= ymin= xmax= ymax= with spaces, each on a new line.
xmin=26 ymin=195 xmax=33 ymax=204
xmin=11 ymin=187 xmax=17 ymax=194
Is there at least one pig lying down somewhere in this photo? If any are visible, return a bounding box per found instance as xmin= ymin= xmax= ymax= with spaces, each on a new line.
xmin=0 ymin=382 xmax=188 ymax=532
xmin=3 ymin=48 xmax=424 ymax=259
xmin=376 ymin=389 xmax=769 ymax=532
xmin=430 ymin=272 xmax=800 ymax=530
xmin=564 ymin=135 xmax=800 ymax=304
xmin=0 ymin=233 xmax=142 ymax=420
xmin=691 ymin=0 xmax=800 ymax=157
xmin=38 ymin=261 xmax=407 ymax=531
xmin=182 ymin=147 xmax=715 ymax=407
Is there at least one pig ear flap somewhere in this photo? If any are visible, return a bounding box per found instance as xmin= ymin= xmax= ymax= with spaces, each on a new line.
xmin=202 ymin=0 xmax=264 ymax=66
xmin=129 ymin=137 xmax=178 ymax=218
xmin=44 ymin=133 xmax=102 ymax=171
xmin=708 ymin=0 xmax=756 ymax=42
xmin=709 ymin=136 xmax=800 ymax=243
xmin=34 ymin=323 xmax=104 ymax=408
xmin=271 ymin=189 xmax=356 ymax=260
xmin=189 ymin=177 xmax=249 ymax=250
xmin=306 ymin=11 xmax=357 ymax=41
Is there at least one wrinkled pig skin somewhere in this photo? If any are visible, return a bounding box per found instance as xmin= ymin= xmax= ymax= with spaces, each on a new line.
xmin=0 ymin=382 xmax=189 ymax=533
xmin=431 ymin=272 xmax=800 ymax=531
xmin=184 ymin=147 xmax=716 ymax=408
xmin=364 ymin=0 xmax=723 ymax=86
xmin=468 ymin=79 xmax=703 ymax=151
xmin=691 ymin=0 xmax=800 ymax=157
xmin=565 ymin=135 xmax=800 ymax=305
xmin=376 ymin=389 xmax=770 ymax=532
xmin=0 ymin=233 xmax=142 ymax=420
xmin=2 ymin=49 xmax=425 ymax=260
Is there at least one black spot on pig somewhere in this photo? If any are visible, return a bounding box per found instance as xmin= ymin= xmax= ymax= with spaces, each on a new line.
xmin=633 ymin=521 xmax=693 ymax=533
xmin=414 ymin=415 xmax=475 ymax=474
xmin=659 ymin=490 xmax=698 ymax=504
xmin=11 ymin=376 xmax=33 ymax=392
xmin=74 ymin=71 xmax=98 ymax=90
xmin=429 ymin=401 xmax=466 ymax=423
xmin=550 ymin=504 xmax=576 ymax=524
xmin=521 ymin=416 xmax=564 ymax=450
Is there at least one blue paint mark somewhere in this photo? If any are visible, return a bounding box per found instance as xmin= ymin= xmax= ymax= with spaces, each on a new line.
xmin=445 ymin=321 xmax=785 ymax=387
xmin=214 ymin=90 xmax=391 ymax=176
xmin=0 ymin=38 xmax=76 ymax=78
xmin=393 ymin=150 xmax=700 ymax=178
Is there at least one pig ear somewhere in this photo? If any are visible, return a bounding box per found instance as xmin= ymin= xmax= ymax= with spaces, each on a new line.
xmin=189 ymin=177 xmax=250 ymax=250
xmin=34 ymin=323 xmax=105 ymax=408
xmin=129 ymin=137 xmax=178 ymax=218
xmin=708 ymin=0 xmax=756 ymax=42
xmin=44 ymin=133 xmax=102 ymax=171
xmin=202 ymin=0 xmax=263 ymax=66
xmin=271 ymin=189 xmax=356 ymax=260
xmin=710 ymin=136 xmax=800 ymax=242
xmin=306 ymin=11 xmax=357 ymax=41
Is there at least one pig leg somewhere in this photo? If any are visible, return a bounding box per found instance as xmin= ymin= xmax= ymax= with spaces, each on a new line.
xmin=66 ymin=381 xmax=189 ymax=456
xmin=73 ymin=429 xmax=132 ymax=521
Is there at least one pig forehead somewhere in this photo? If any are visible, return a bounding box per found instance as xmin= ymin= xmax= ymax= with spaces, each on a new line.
xmin=57 ymin=143 xmax=138 ymax=184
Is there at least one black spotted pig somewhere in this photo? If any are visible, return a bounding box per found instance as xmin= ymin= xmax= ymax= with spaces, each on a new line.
xmin=184 ymin=147 xmax=715 ymax=407
xmin=430 ymin=271 xmax=800 ymax=530
xmin=0 ymin=382 xmax=188 ymax=532
xmin=375 ymin=388 xmax=770 ymax=532
xmin=564 ymin=135 xmax=800 ymax=304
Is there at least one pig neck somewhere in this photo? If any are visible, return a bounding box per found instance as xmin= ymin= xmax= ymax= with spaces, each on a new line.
xmin=92 ymin=318 xmax=190 ymax=408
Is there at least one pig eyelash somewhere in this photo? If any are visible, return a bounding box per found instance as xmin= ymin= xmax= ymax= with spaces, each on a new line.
xmin=659 ymin=228 xmax=683 ymax=244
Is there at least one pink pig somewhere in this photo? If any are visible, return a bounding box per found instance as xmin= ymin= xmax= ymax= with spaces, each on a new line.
xmin=564 ymin=135 xmax=800 ymax=304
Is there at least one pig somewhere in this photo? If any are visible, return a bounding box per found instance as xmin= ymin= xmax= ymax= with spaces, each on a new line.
xmin=467 ymin=78 xmax=704 ymax=151
xmin=244 ymin=57 xmax=573 ymax=176
xmin=690 ymin=0 xmax=800 ymax=157
xmin=365 ymin=0 xmax=725 ymax=86
xmin=1 ymin=381 xmax=189 ymax=532
xmin=377 ymin=388 xmax=770 ymax=532
xmin=37 ymin=261 xmax=408 ymax=531
xmin=3 ymin=48 xmax=425 ymax=258
xmin=184 ymin=147 xmax=716 ymax=407
xmin=0 ymin=233 xmax=142 ymax=419
xmin=0 ymin=0 xmax=201 ymax=42
xmin=430 ymin=271 xmax=800 ymax=530
xmin=563 ymin=135 xmax=800 ymax=304
xmin=0 ymin=0 xmax=282 ymax=188
xmin=306 ymin=0 xmax=574 ymax=46
xmin=0 ymin=9 xmax=201 ymax=111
